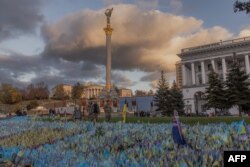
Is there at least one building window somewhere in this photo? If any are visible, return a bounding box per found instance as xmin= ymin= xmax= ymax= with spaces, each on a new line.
xmin=185 ymin=105 xmax=192 ymax=113
xmin=219 ymin=74 xmax=223 ymax=80
xmin=227 ymin=60 xmax=233 ymax=69
xmin=197 ymin=65 xmax=201 ymax=72
xmin=198 ymin=75 xmax=202 ymax=84
xmin=201 ymin=105 xmax=206 ymax=112
xmin=217 ymin=62 xmax=222 ymax=70
xmin=238 ymin=60 xmax=245 ymax=67
xmin=207 ymin=64 xmax=212 ymax=71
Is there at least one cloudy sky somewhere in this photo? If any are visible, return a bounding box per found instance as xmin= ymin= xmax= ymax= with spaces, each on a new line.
xmin=0 ymin=0 xmax=250 ymax=92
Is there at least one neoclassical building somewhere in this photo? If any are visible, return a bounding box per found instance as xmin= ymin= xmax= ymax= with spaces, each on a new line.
xmin=119 ymin=88 xmax=133 ymax=97
xmin=177 ymin=36 xmax=250 ymax=115
xmin=82 ymin=84 xmax=105 ymax=99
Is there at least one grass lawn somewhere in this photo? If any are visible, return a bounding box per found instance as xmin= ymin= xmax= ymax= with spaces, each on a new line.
xmin=36 ymin=115 xmax=250 ymax=125
xmin=96 ymin=116 xmax=250 ymax=124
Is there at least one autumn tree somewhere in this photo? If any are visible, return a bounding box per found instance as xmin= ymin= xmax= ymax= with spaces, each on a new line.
xmin=0 ymin=84 xmax=22 ymax=104
xmin=135 ymin=90 xmax=147 ymax=96
xmin=25 ymin=82 xmax=49 ymax=100
xmin=52 ymin=84 xmax=68 ymax=100
xmin=72 ymin=82 xmax=84 ymax=99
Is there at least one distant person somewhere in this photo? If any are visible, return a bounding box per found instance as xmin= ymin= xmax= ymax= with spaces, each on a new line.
xmin=22 ymin=111 xmax=27 ymax=116
xmin=104 ymin=100 xmax=113 ymax=122
xmin=15 ymin=110 xmax=22 ymax=116
xmin=73 ymin=107 xmax=82 ymax=120
xmin=92 ymin=102 xmax=100 ymax=124
xmin=140 ymin=110 xmax=144 ymax=117
xmin=49 ymin=108 xmax=52 ymax=115
xmin=52 ymin=109 xmax=56 ymax=116
xmin=87 ymin=102 xmax=93 ymax=120
xmin=172 ymin=110 xmax=186 ymax=146
xmin=122 ymin=103 xmax=127 ymax=123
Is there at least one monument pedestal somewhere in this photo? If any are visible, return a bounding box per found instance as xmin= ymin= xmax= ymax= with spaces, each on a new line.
xmin=99 ymin=87 xmax=118 ymax=99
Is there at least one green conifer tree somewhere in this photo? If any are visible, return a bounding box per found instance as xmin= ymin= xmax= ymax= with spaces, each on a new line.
xmin=204 ymin=70 xmax=227 ymax=115
xmin=225 ymin=55 xmax=250 ymax=116
xmin=154 ymin=71 xmax=172 ymax=116
xmin=170 ymin=81 xmax=185 ymax=115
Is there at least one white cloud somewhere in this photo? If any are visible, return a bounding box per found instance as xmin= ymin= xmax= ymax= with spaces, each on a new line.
xmin=239 ymin=27 xmax=250 ymax=37
xmin=42 ymin=4 xmax=232 ymax=74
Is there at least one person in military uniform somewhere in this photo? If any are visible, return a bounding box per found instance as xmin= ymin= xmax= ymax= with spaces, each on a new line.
xmin=104 ymin=99 xmax=113 ymax=122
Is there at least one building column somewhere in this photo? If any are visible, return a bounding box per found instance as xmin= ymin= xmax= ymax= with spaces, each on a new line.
xmin=245 ymin=54 xmax=250 ymax=74
xmin=211 ymin=59 xmax=216 ymax=71
xmin=191 ymin=62 xmax=196 ymax=85
xmin=182 ymin=64 xmax=186 ymax=86
xmin=222 ymin=57 xmax=227 ymax=81
xmin=201 ymin=61 xmax=206 ymax=84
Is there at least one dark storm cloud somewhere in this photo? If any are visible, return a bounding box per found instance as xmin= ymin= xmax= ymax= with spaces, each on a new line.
xmin=112 ymin=72 xmax=137 ymax=87
xmin=140 ymin=72 xmax=160 ymax=82
xmin=0 ymin=53 xmax=105 ymax=88
xmin=0 ymin=0 xmax=43 ymax=41
xmin=0 ymin=54 xmax=42 ymax=74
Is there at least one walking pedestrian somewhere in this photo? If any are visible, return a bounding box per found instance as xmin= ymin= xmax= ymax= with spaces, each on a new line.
xmin=92 ymin=101 xmax=100 ymax=124
xmin=122 ymin=103 xmax=127 ymax=123
xmin=104 ymin=99 xmax=113 ymax=122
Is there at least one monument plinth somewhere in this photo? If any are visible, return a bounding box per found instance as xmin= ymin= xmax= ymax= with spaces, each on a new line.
xmin=100 ymin=8 xmax=118 ymax=99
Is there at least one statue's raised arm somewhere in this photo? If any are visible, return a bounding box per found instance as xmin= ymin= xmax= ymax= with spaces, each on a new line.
xmin=105 ymin=8 xmax=113 ymax=18
xmin=105 ymin=8 xmax=113 ymax=25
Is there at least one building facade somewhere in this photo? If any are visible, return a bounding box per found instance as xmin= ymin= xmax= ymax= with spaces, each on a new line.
xmin=119 ymin=88 xmax=133 ymax=97
xmin=175 ymin=62 xmax=182 ymax=88
xmin=83 ymin=84 xmax=105 ymax=99
xmin=177 ymin=36 xmax=250 ymax=115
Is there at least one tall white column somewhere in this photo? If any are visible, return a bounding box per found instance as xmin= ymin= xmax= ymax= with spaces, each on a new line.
xmin=182 ymin=64 xmax=186 ymax=86
xmin=222 ymin=58 xmax=227 ymax=81
xmin=245 ymin=54 xmax=250 ymax=74
xmin=191 ymin=62 xmax=196 ymax=85
xmin=201 ymin=61 xmax=206 ymax=84
xmin=211 ymin=59 xmax=216 ymax=71
xmin=104 ymin=13 xmax=114 ymax=92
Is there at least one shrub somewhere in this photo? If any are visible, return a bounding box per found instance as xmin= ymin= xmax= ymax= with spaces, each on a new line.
xmin=26 ymin=101 xmax=39 ymax=110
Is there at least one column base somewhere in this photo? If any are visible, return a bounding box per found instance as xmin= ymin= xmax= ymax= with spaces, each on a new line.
xmin=99 ymin=87 xmax=118 ymax=99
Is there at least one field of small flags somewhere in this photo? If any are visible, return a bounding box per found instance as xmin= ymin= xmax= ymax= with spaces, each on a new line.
xmin=0 ymin=116 xmax=249 ymax=166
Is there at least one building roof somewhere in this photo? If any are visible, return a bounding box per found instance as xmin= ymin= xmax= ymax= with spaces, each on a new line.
xmin=119 ymin=88 xmax=132 ymax=91
xmin=84 ymin=84 xmax=104 ymax=88
xmin=51 ymin=84 xmax=72 ymax=90
xmin=178 ymin=36 xmax=250 ymax=57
